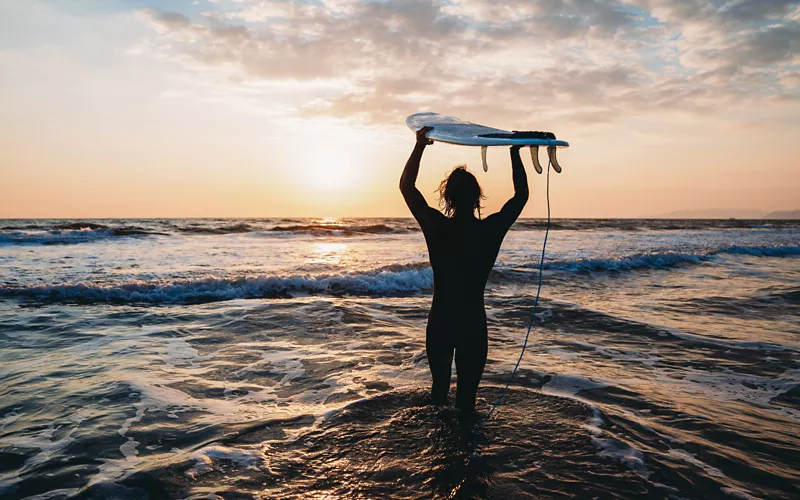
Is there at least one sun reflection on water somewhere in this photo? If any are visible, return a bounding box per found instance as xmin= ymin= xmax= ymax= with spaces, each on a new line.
xmin=311 ymin=242 xmax=350 ymax=266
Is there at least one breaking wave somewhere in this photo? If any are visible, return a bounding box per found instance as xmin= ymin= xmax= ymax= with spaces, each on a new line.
xmin=2 ymin=244 xmax=797 ymax=305
xmin=0 ymin=266 xmax=434 ymax=304
xmin=512 ymin=219 xmax=800 ymax=231
xmin=526 ymin=244 xmax=800 ymax=273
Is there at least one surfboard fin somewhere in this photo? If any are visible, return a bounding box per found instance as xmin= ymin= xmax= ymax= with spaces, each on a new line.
xmin=481 ymin=146 xmax=488 ymax=172
xmin=529 ymin=146 xmax=543 ymax=174
xmin=548 ymin=145 xmax=563 ymax=173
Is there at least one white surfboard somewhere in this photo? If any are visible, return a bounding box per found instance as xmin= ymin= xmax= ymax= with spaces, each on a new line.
xmin=406 ymin=112 xmax=568 ymax=173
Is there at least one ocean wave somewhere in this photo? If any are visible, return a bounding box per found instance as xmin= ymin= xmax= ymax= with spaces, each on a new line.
xmin=3 ymin=244 xmax=797 ymax=304
xmin=511 ymin=219 xmax=800 ymax=231
xmin=0 ymin=222 xmax=415 ymax=244
xmin=513 ymin=221 xmax=577 ymax=231
xmin=1 ymin=223 xmax=49 ymax=231
xmin=720 ymin=244 xmax=800 ymax=257
xmin=175 ymin=223 xmax=254 ymax=234
xmin=0 ymin=227 xmax=165 ymax=245
xmin=266 ymin=223 xmax=413 ymax=236
xmin=3 ymin=219 xmax=797 ymax=242
xmin=540 ymin=252 xmax=713 ymax=273
xmin=0 ymin=267 xmax=434 ymax=304
xmin=522 ymin=244 xmax=800 ymax=273
xmin=52 ymin=221 xmax=110 ymax=231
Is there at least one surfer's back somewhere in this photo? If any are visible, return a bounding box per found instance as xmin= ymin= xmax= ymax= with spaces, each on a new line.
xmin=422 ymin=214 xmax=510 ymax=313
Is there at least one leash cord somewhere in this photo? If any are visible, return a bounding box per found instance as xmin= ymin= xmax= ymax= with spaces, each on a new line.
xmin=471 ymin=148 xmax=552 ymax=456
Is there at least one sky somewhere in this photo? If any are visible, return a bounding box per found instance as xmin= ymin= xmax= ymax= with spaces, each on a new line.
xmin=0 ymin=0 xmax=798 ymax=218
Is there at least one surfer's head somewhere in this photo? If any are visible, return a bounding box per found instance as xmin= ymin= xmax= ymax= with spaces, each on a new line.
xmin=438 ymin=165 xmax=484 ymax=219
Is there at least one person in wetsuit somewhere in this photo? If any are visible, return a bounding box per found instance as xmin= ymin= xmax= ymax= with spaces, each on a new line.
xmin=400 ymin=126 xmax=529 ymax=411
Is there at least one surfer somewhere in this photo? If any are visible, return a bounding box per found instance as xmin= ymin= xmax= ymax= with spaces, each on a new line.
xmin=400 ymin=126 xmax=529 ymax=411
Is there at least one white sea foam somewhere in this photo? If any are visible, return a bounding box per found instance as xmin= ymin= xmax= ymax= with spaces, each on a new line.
xmin=0 ymin=411 xmax=22 ymax=430
xmin=13 ymin=488 xmax=82 ymax=500
xmin=720 ymin=487 xmax=762 ymax=499
xmin=185 ymin=444 xmax=265 ymax=479
xmin=541 ymin=375 xmax=608 ymax=396
xmin=658 ymin=324 xmax=794 ymax=352
xmin=0 ymin=415 xmax=88 ymax=478
xmin=257 ymin=351 xmax=306 ymax=387
xmin=593 ymin=437 xmax=648 ymax=472
xmin=576 ymin=402 xmax=651 ymax=475
xmin=164 ymin=338 xmax=200 ymax=366
xmin=666 ymin=448 xmax=727 ymax=478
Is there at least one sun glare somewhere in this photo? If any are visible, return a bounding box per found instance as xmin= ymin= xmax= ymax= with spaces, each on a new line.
xmin=308 ymin=160 xmax=352 ymax=191
xmin=311 ymin=242 xmax=349 ymax=266
xmin=279 ymin=117 xmax=379 ymax=200
xmin=295 ymin=131 xmax=363 ymax=194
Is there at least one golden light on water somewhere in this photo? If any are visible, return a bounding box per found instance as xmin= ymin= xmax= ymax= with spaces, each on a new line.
xmin=311 ymin=242 xmax=349 ymax=266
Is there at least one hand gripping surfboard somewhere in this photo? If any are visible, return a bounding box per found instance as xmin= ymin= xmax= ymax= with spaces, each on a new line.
xmin=406 ymin=112 xmax=568 ymax=173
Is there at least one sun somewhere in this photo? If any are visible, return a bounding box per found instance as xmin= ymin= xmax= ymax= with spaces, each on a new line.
xmin=283 ymin=119 xmax=373 ymax=199
xmin=308 ymin=161 xmax=352 ymax=191
xmin=304 ymin=142 xmax=359 ymax=192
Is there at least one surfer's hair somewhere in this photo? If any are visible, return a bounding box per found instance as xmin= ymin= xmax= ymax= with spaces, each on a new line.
xmin=438 ymin=165 xmax=485 ymax=218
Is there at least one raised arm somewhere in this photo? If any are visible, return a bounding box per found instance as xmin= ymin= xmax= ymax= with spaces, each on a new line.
xmin=490 ymin=146 xmax=529 ymax=227
xmin=400 ymin=126 xmax=436 ymax=224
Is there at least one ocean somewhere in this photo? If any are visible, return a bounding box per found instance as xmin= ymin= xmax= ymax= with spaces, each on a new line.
xmin=0 ymin=218 xmax=798 ymax=499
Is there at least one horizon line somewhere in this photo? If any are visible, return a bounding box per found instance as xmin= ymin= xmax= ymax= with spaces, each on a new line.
xmin=1 ymin=215 xmax=797 ymax=221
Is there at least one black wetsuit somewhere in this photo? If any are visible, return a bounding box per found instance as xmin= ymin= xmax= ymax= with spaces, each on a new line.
xmin=401 ymin=143 xmax=528 ymax=411
xmin=421 ymin=211 xmax=518 ymax=410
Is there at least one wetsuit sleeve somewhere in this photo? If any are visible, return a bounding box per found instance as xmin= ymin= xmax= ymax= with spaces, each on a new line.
xmin=485 ymin=147 xmax=529 ymax=232
xmin=400 ymin=142 xmax=445 ymax=232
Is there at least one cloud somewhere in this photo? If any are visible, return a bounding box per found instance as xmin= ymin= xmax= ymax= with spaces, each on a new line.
xmin=718 ymin=0 xmax=798 ymax=24
xmin=145 ymin=8 xmax=191 ymax=29
xmin=136 ymin=1 xmax=800 ymax=125
xmin=730 ymin=22 xmax=800 ymax=67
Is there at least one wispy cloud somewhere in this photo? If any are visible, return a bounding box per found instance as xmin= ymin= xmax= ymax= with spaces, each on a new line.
xmin=135 ymin=0 xmax=799 ymax=126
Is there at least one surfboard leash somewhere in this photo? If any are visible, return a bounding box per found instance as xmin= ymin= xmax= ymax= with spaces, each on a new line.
xmin=471 ymin=145 xmax=553 ymax=456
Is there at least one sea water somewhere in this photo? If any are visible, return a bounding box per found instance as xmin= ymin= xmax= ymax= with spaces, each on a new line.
xmin=0 ymin=218 xmax=798 ymax=498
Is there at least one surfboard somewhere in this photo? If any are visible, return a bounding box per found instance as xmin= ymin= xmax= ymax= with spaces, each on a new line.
xmin=405 ymin=112 xmax=568 ymax=173
xmin=406 ymin=112 xmax=569 ymax=148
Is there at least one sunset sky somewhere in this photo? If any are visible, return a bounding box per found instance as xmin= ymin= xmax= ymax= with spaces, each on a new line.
xmin=1 ymin=0 xmax=798 ymax=218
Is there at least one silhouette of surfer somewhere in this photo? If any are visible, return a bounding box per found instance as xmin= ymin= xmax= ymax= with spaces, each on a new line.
xmin=400 ymin=126 xmax=529 ymax=411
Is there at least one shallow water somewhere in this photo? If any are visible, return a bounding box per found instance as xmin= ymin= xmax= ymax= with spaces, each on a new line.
xmin=0 ymin=218 xmax=798 ymax=499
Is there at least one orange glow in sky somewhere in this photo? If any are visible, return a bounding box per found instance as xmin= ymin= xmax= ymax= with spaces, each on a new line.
xmin=0 ymin=0 xmax=798 ymax=218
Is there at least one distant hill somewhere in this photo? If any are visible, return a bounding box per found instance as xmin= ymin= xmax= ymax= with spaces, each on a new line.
xmin=763 ymin=210 xmax=800 ymax=220
xmin=653 ymin=209 xmax=800 ymax=219
xmin=656 ymin=209 xmax=766 ymax=219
